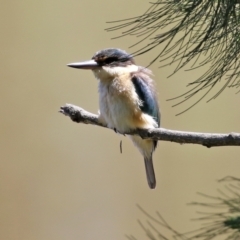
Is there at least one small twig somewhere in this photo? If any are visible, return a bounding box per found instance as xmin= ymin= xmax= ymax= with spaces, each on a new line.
xmin=120 ymin=140 xmax=122 ymax=154
xmin=59 ymin=104 xmax=240 ymax=148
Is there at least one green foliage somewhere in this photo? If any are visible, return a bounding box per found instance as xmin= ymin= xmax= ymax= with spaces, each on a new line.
xmin=129 ymin=177 xmax=240 ymax=240
xmin=107 ymin=0 xmax=240 ymax=113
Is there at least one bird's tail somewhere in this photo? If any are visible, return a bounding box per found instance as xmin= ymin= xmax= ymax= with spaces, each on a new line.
xmin=144 ymin=156 xmax=156 ymax=189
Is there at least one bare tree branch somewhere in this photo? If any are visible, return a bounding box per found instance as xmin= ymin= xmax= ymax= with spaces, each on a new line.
xmin=59 ymin=104 xmax=240 ymax=148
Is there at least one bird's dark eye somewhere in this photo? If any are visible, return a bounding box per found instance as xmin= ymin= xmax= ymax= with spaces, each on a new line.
xmin=104 ymin=57 xmax=118 ymax=64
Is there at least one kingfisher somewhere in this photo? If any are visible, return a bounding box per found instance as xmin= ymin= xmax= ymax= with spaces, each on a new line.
xmin=67 ymin=48 xmax=160 ymax=189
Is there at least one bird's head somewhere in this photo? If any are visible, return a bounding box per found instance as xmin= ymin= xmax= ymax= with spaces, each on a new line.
xmin=67 ymin=48 xmax=138 ymax=81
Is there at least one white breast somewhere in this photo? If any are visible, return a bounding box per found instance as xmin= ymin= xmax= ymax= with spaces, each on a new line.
xmin=94 ymin=65 xmax=157 ymax=133
xmin=98 ymin=79 xmax=139 ymax=132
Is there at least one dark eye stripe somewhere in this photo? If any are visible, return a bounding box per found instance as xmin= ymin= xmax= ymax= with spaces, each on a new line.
xmin=92 ymin=48 xmax=135 ymax=66
xmin=104 ymin=57 xmax=118 ymax=64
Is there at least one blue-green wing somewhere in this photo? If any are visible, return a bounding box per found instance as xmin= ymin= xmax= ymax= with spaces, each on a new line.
xmin=132 ymin=75 xmax=160 ymax=127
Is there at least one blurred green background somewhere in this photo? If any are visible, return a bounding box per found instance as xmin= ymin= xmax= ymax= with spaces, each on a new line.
xmin=1 ymin=1 xmax=240 ymax=240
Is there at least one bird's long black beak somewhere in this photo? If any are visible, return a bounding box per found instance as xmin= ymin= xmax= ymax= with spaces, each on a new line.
xmin=67 ymin=60 xmax=99 ymax=70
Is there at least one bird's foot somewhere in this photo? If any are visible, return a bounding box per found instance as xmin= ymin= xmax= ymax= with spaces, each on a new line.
xmin=113 ymin=128 xmax=126 ymax=136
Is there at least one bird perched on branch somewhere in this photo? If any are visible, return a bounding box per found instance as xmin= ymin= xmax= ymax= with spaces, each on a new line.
xmin=67 ymin=48 xmax=160 ymax=189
